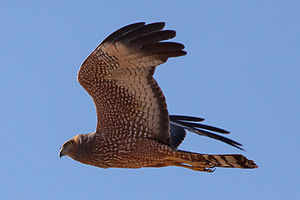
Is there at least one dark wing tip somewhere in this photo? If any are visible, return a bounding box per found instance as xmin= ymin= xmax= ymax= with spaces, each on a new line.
xmin=100 ymin=22 xmax=186 ymax=62
xmin=101 ymin=22 xmax=168 ymax=45
xmin=117 ymin=22 xmax=166 ymax=42
xmin=180 ymin=121 xmax=230 ymax=134
xmin=147 ymin=22 xmax=166 ymax=29
xmin=169 ymin=115 xmax=205 ymax=122
xmin=132 ymin=30 xmax=177 ymax=46
xmin=170 ymin=115 xmax=229 ymax=134
xmin=169 ymin=115 xmax=244 ymax=150
xmin=192 ymin=127 xmax=244 ymax=150
xmin=101 ymin=22 xmax=146 ymax=44
xmin=142 ymin=42 xmax=185 ymax=53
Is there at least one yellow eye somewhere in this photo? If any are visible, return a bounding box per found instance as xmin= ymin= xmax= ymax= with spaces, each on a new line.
xmin=66 ymin=141 xmax=73 ymax=145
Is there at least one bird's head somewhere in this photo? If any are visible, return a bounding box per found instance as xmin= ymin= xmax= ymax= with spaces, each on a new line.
xmin=59 ymin=135 xmax=81 ymax=159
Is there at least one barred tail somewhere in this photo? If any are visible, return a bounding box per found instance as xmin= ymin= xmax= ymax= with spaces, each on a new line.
xmin=201 ymin=154 xmax=258 ymax=169
xmin=173 ymin=151 xmax=258 ymax=170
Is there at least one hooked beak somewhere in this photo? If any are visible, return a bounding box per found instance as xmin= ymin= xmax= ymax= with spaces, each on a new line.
xmin=59 ymin=147 xmax=65 ymax=158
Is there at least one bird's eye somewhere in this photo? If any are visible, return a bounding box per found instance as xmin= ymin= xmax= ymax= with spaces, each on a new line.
xmin=67 ymin=141 xmax=73 ymax=145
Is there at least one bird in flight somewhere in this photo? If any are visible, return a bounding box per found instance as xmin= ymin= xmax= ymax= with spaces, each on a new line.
xmin=59 ymin=22 xmax=257 ymax=172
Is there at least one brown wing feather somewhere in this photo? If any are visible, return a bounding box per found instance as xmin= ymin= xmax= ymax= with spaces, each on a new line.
xmin=78 ymin=22 xmax=186 ymax=145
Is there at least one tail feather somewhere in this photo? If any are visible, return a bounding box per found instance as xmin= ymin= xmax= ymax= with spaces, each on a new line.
xmin=174 ymin=151 xmax=257 ymax=170
xmin=201 ymin=154 xmax=258 ymax=169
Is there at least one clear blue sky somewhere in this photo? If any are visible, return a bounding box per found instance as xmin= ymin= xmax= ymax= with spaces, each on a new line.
xmin=1 ymin=1 xmax=299 ymax=199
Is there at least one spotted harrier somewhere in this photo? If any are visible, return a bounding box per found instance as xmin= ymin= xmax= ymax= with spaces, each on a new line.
xmin=59 ymin=22 xmax=257 ymax=172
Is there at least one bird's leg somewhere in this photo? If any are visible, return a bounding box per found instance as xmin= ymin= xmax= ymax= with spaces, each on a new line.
xmin=172 ymin=162 xmax=215 ymax=172
xmin=166 ymin=155 xmax=215 ymax=172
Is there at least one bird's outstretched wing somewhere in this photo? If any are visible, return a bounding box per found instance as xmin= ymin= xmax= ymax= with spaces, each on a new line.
xmin=78 ymin=22 xmax=186 ymax=145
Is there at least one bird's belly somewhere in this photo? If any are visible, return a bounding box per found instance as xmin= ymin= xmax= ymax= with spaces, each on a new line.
xmin=78 ymin=138 xmax=174 ymax=169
